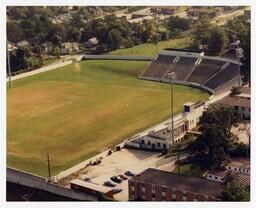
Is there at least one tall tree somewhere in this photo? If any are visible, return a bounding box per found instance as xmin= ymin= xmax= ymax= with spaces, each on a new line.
xmin=222 ymin=172 xmax=250 ymax=201
xmin=188 ymin=104 xmax=240 ymax=169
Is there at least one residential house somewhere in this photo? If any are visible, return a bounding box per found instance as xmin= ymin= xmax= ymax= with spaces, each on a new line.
xmin=17 ymin=40 xmax=29 ymax=47
xmin=84 ymin=37 xmax=99 ymax=48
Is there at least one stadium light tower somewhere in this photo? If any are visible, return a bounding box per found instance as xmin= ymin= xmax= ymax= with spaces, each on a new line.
xmin=167 ymin=71 xmax=180 ymax=175
xmin=167 ymin=72 xmax=176 ymax=147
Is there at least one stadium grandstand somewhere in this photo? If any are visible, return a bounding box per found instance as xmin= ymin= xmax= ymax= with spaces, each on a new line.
xmin=139 ymin=49 xmax=241 ymax=94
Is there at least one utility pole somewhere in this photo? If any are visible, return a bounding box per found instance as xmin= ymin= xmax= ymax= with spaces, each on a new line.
xmin=47 ymin=152 xmax=51 ymax=182
xmin=7 ymin=41 xmax=12 ymax=88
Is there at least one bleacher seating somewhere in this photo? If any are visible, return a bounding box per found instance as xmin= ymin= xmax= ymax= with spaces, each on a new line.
xmin=141 ymin=55 xmax=175 ymax=79
xmin=204 ymin=63 xmax=240 ymax=90
xmin=139 ymin=51 xmax=241 ymax=94
xmin=186 ymin=59 xmax=224 ymax=84
xmin=163 ymin=57 xmax=197 ymax=80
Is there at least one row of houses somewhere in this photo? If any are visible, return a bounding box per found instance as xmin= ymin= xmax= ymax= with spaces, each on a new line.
xmin=7 ymin=37 xmax=99 ymax=55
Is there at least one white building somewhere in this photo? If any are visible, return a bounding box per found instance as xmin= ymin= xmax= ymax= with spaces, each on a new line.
xmin=226 ymin=158 xmax=250 ymax=175
xmin=125 ymin=101 xmax=205 ymax=151
xmin=206 ymin=169 xmax=226 ymax=183
xmin=206 ymin=158 xmax=250 ymax=186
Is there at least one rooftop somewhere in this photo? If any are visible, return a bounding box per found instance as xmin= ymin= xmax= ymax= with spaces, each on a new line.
xmin=131 ymin=168 xmax=223 ymax=198
xmin=217 ymin=96 xmax=250 ymax=108
xmin=239 ymin=87 xmax=251 ymax=95
xmin=207 ymin=169 xmax=226 ymax=177
xmin=228 ymin=158 xmax=250 ymax=170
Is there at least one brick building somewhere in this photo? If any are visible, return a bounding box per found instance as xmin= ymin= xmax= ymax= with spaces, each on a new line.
xmin=128 ymin=168 xmax=222 ymax=201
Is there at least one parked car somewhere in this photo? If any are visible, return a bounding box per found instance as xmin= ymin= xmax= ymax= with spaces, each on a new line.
xmin=119 ymin=174 xmax=129 ymax=180
xmin=124 ymin=171 xmax=135 ymax=177
xmin=110 ymin=176 xmax=122 ymax=183
xmin=112 ymin=188 xmax=123 ymax=194
xmin=103 ymin=181 xmax=117 ymax=187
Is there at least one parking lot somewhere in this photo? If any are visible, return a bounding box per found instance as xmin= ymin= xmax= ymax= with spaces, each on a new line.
xmin=73 ymin=148 xmax=177 ymax=201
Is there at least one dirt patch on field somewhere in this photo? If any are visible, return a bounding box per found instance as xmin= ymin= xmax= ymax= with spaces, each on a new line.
xmin=72 ymin=62 xmax=81 ymax=73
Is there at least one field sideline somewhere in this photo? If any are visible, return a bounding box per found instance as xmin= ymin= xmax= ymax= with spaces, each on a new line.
xmin=7 ymin=60 xmax=208 ymax=176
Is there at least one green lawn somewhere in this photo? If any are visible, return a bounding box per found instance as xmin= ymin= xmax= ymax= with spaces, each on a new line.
xmin=108 ymin=37 xmax=192 ymax=56
xmin=7 ymin=60 xmax=208 ymax=176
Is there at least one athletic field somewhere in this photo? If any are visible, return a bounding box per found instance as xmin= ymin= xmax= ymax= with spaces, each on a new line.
xmin=7 ymin=60 xmax=208 ymax=176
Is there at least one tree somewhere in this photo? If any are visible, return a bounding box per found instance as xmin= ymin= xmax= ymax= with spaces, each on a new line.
xmin=8 ymin=47 xmax=31 ymax=73
xmin=208 ymin=26 xmax=228 ymax=53
xmin=193 ymin=18 xmax=227 ymax=53
xmin=188 ymin=104 xmax=241 ymax=169
xmin=107 ymin=29 xmax=123 ymax=49
xmin=225 ymin=16 xmax=250 ymax=84
xmin=192 ymin=15 xmax=212 ymax=48
xmin=141 ymin=20 xmax=156 ymax=42
xmin=189 ymin=125 xmax=231 ymax=169
xmin=32 ymin=46 xmax=44 ymax=66
xmin=7 ymin=22 xmax=24 ymax=43
xmin=168 ymin=16 xmax=192 ymax=32
xmin=222 ymin=172 xmax=250 ymax=201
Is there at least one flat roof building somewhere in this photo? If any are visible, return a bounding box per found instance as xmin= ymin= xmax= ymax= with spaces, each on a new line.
xmin=128 ymin=168 xmax=223 ymax=201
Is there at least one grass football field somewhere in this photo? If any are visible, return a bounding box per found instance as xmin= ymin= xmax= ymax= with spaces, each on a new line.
xmin=7 ymin=60 xmax=208 ymax=176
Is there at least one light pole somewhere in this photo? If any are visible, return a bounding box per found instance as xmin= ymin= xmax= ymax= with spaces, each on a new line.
xmin=167 ymin=72 xmax=176 ymax=147
xmin=6 ymin=41 xmax=12 ymax=88
xmin=47 ymin=152 xmax=51 ymax=182
xmin=167 ymin=72 xmax=180 ymax=174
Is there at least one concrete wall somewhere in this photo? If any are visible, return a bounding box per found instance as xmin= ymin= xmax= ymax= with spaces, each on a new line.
xmin=7 ymin=168 xmax=97 ymax=201
xmin=7 ymin=60 xmax=73 ymax=82
xmin=83 ymin=54 xmax=154 ymax=61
